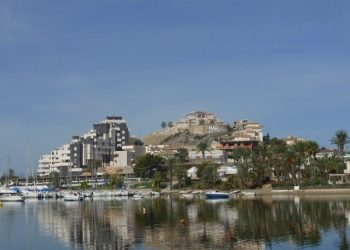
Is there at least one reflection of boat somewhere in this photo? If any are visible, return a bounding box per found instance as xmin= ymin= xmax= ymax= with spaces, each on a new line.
xmin=0 ymin=193 xmax=24 ymax=202
xmin=133 ymin=193 xmax=143 ymax=199
xmin=148 ymin=191 xmax=160 ymax=196
xmin=205 ymin=191 xmax=230 ymax=200
xmin=181 ymin=193 xmax=194 ymax=199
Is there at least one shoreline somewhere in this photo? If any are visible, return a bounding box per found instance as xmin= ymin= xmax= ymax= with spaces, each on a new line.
xmin=156 ymin=188 xmax=350 ymax=196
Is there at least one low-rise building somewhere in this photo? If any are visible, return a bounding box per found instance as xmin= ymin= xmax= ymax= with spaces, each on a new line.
xmin=218 ymin=119 xmax=263 ymax=152
xmin=187 ymin=167 xmax=198 ymax=179
xmin=188 ymin=149 xmax=225 ymax=163
xmin=282 ymin=135 xmax=306 ymax=146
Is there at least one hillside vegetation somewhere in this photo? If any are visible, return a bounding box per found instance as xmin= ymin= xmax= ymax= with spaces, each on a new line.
xmin=160 ymin=129 xmax=231 ymax=147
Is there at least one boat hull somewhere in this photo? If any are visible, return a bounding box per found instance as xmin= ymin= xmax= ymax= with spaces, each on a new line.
xmin=205 ymin=192 xmax=230 ymax=200
xmin=0 ymin=194 xmax=24 ymax=202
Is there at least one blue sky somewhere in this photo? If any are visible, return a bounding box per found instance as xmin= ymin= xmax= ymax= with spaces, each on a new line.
xmin=0 ymin=0 xmax=350 ymax=174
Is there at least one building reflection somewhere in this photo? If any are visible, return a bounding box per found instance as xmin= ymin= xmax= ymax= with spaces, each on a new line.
xmin=33 ymin=195 xmax=350 ymax=249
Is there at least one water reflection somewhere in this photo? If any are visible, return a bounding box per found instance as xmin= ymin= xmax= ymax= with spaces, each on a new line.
xmin=2 ymin=195 xmax=350 ymax=249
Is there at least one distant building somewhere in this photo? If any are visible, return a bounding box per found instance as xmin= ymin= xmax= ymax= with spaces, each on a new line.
xmin=218 ymin=119 xmax=263 ymax=152
xmin=282 ymin=135 xmax=306 ymax=146
xmin=38 ymin=116 xmax=131 ymax=177
xmin=217 ymin=165 xmax=238 ymax=180
xmin=145 ymin=144 xmax=188 ymax=159
xmin=111 ymin=145 xmax=146 ymax=167
xmin=187 ymin=167 xmax=198 ymax=179
xmin=144 ymin=111 xmax=227 ymax=145
xmin=37 ymin=144 xmax=71 ymax=177
xmin=70 ymin=116 xmax=130 ymax=169
xmin=188 ymin=149 xmax=225 ymax=163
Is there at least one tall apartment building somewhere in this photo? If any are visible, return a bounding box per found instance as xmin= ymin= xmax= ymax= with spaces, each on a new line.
xmin=70 ymin=116 xmax=130 ymax=168
xmin=37 ymin=116 xmax=130 ymax=177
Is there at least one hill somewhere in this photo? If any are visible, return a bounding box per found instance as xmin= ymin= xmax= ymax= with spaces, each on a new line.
xmin=159 ymin=129 xmax=231 ymax=148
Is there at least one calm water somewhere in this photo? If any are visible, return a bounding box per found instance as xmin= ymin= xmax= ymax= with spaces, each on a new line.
xmin=1 ymin=195 xmax=350 ymax=249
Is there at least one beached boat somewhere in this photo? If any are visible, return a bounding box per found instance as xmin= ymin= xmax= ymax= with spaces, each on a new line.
xmin=0 ymin=193 xmax=24 ymax=202
xmin=205 ymin=191 xmax=230 ymax=200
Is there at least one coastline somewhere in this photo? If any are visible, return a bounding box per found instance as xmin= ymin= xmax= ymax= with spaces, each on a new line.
xmin=256 ymin=188 xmax=350 ymax=196
xmin=150 ymin=187 xmax=350 ymax=196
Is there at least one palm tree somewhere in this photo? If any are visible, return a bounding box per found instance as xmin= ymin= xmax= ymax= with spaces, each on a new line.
xmin=331 ymin=130 xmax=350 ymax=158
xmin=197 ymin=142 xmax=209 ymax=159
xmin=161 ymin=121 xmax=167 ymax=129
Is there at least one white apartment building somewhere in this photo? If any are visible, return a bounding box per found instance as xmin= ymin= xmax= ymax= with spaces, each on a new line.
xmin=37 ymin=144 xmax=72 ymax=177
xmin=38 ymin=115 xmax=131 ymax=177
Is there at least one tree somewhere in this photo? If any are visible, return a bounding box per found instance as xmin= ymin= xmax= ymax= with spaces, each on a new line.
xmin=174 ymin=165 xmax=188 ymax=189
xmin=197 ymin=162 xmax=216 ymax=188
xmin=331 ymin=130 xmax=350 ymax=158
xmin=230 ymin=148 xmax=251 ymax=162
xmin=167 ymin=121 xmax=173 ymax=128
xmin=199 ymin=119 xmax=205 ymax=125
xmin=50 ymin=171 xmax=60 ymax=189
xmin=174 ymin=148 xmax=189 ymax=163
xmin=134 ymin=139 xmax=144 ymax=146
xmin=87 ymin=159 xmax=102 ymax=175
xmin=161 ymin=121 xmax=167 ymax=129
xmin=166 ymin=157 xmax=177 ymax=190
xmin=263 ymin=133 xmax=270 ymax=143
xmin=197 ymin=142 xmax=209 ymax=159
xmin=134 ymin=154 xmax=165 ymax=179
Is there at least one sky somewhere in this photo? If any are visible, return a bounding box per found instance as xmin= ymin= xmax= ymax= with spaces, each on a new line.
xmin=0 ymin=0 xmax=350 ymax=174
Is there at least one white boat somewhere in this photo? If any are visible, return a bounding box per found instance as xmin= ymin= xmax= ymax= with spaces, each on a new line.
xmin=81 ymin=191 xmax=93 ymax=198
xmin=0 ymin=193 xmax=24 ymax=202
xmin=0 ymin=187 xmax=17 ymax=195
xmin=115 ymin=189 xmax=132 ymax=197
xmin=92 ymin=191 xmax=113 ymax=198
xmin=22 ymin=190 xmax=41 ymax=199
xmin=63 ymin=192 xmax=84 ymax=201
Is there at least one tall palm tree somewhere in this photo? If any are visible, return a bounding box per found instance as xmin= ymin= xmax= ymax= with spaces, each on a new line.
xmin=331 ymin=130 xmax=350 ymax=158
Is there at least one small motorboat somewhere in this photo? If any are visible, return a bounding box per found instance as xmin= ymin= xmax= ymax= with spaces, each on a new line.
xmin=205 ymin=191 xmax=230 ymax=200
